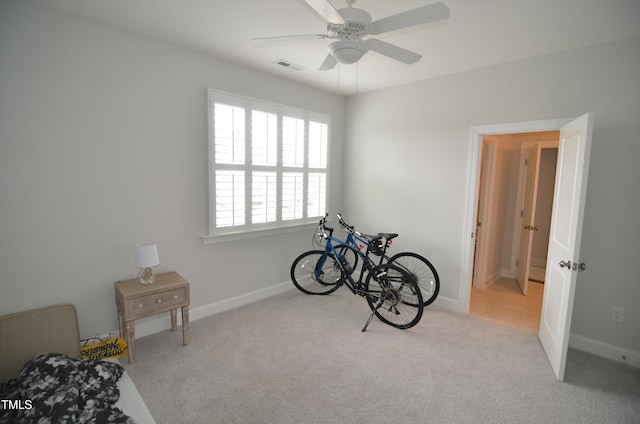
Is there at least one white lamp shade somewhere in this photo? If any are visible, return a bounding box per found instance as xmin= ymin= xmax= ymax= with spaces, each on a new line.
xmin=135 ymin=242 xmax=159 ymax=268
xmin=329 ymin=40 xmax=369 ymax=65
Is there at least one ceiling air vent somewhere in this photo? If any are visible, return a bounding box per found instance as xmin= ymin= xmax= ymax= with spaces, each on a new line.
xmin=274 ymin=60 xmax=304 ymax=71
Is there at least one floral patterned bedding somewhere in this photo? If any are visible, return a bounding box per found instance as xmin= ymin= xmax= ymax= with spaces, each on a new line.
xmin=0 ymin=353 xmax=135 ymax=424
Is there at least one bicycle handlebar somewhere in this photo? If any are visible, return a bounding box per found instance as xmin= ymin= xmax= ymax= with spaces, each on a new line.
xmin=336 ymin=213 xmax=361 ymax=237
xmin=317 ymin=213 xmax=333 ymax=239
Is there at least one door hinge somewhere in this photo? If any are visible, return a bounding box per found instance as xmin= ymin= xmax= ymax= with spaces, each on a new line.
xmin=520 ymin=210 xmax=523 ymax=217
xmin=515 ymin=259 xmax=519 ymax=267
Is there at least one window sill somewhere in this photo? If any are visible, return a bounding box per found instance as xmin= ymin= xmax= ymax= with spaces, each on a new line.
xmin=201 ymin=222 xmax=316 ymax=245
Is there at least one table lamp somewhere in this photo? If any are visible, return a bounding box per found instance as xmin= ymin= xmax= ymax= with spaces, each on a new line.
xmin=135 ymin=242 xmax=159 ymax=284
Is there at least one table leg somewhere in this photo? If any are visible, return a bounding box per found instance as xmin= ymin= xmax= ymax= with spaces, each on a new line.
xmin=182 ymin=306 xmax=190 ymax=345
xmin=170 ymin=309 xmax=178 ymax=331
xmin=117 ymin=312 xmax=125 ymax=340
xmin=125 ymin=320 xmax=136 ymax=364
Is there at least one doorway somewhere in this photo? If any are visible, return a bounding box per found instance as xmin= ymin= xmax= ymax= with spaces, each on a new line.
xmin=461 ymin=117 xmax=571 ymax=316
xmin=463 ymin=114 xmax=594 ymax=380
xmin=469 ymin=132 xmax=558 ymax=332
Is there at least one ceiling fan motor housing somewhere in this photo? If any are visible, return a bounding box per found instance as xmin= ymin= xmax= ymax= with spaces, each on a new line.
xmin=325 ymin=7 xmax=372 ymax=64
xmin=330 ymin=7 xmax=372 ymax=40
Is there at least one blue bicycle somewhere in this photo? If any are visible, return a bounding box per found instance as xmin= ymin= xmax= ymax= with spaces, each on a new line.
xmin=290 ymin=215 xmax=424 ymax=331
xmin=309 ymin=213 xmax=440 ymax=307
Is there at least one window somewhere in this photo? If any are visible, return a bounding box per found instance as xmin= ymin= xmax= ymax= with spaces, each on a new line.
xmin=205 ymin=89 xmax=330 ymax=241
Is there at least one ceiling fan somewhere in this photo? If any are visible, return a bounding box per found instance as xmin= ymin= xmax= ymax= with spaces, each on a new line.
xmin=253 ymin=0 xmax=450 ymax=70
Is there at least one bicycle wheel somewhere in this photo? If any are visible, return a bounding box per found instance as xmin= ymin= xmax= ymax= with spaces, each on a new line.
xmin=388 ymin=252 xmax=440 ymax=306
xmin=364 ymin=264 xmax=424 ymax=329
xmin=291 ymin=250 xmax=342 ymax=295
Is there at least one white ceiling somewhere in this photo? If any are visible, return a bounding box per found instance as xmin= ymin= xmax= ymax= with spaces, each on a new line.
xmin=32 ymin=0 xmax=640 ymax=95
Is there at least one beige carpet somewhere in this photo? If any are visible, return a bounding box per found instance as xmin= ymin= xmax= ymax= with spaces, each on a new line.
xmin=124 ymin=288 xmax=640 ymax=424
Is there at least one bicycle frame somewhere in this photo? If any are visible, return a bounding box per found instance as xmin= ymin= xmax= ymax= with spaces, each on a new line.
xmin=315 ymin=219 xmax=390 ymax=298
xmin=315 ymin=214 xmax=388 ymax=263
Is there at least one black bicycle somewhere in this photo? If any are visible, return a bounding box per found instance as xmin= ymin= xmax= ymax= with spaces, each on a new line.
xmin=310 ymin=213 xmax=440 ymax=307
xmin=291 ymin=218 xmax=423 ymax=332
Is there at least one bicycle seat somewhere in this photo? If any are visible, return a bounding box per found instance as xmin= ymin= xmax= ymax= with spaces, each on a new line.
xmin=360 ymin=233 xmax=379 ymax=242
xmin=362 ymin=234 xmax=389 ymax=256
xmin=378 ymin=232 xmax=399 ymax=240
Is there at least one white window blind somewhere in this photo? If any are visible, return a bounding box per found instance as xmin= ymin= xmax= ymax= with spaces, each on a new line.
xmin=282 ymin=172 xmax=304 ymax=221
xmin=206 ymin=89 xmax=330 ymax=240
xmin=214 ymin=104 xmax=245 ymax=165
xmin=252 ymin=171 xmax=277 ymax=224
xmin=215 ymin=170 xmax=245 ymax=227
xmin=282 ymin=116 xmax=305 ymax=167
xmin=252 ymin=110 xmax=277 ymax=166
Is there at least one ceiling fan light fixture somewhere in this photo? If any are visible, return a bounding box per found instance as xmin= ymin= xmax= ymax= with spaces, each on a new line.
xmin=328 ymin=40 xmax=369 ymax=65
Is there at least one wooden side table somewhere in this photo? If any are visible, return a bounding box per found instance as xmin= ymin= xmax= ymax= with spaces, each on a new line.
xmin=115 ymin=271 xmax=190 ymax=363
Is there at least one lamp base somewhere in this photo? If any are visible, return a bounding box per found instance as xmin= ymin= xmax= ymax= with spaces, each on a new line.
xmin=138 ymin=267 xmax=155 ymax=285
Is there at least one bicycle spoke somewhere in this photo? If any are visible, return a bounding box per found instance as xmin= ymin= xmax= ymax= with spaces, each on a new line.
xmin=364 ymin=264 xmax=424 ymax=329
xmin=291 ymin=251 xmax=342 ymax=295
xmin=388 ymin=252 xmax=440 ymax=306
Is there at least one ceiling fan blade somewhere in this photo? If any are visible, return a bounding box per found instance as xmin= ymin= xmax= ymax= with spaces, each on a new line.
xmin=369 ymin=2 xmax=450 ymax=35
xmin=319 ymin=54 xmax=338 ymax=71
xmin=252 ymin=34 xmax=331 ymax=43
xmin=367 ymin=39 xmax=422 ymax=64
xmin=302 ymin=0 xmax=345 ymax=24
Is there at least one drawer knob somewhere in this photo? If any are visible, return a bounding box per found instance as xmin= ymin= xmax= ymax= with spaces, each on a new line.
xmin=156 ymin=298 xmax=162 ymax=304
xmin=138 ymin=303 xmax=143 ymax=308
xmin=173 ymin=295 xmax=178 ymax=299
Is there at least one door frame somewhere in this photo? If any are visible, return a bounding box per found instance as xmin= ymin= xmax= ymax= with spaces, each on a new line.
xmin=461 ymin=117 xmax=573 ymax=313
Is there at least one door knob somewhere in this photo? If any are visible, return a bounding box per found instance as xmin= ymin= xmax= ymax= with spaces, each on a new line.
xmin=524 ymin=225 xmax=530 ymax=230
xmin=533 ymin=226 xmax=539 ymax=231
xmin=578 ymin=262 xmax=586 ymax=271
xmin=559 ymin=260 xmax=572 ymax=269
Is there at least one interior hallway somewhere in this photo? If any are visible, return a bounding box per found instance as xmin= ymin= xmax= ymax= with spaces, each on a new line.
xmin=470 ymin=276 xmax=544 ymax=334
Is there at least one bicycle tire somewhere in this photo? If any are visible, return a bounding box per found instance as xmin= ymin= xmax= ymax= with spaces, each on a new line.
xmin=388 ymin=252 xmax=440 ymax=306
xmin=364 ymin=263 xmax=424 ymax=329
xmin=291 ymin=250 xmax=342 ymax=295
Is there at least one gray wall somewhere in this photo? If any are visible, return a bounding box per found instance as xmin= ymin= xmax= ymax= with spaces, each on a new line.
xmin=0 ymin=1 xmax=344 ymax=337
xmin=343 ymin=36 xmax=640 ymax=358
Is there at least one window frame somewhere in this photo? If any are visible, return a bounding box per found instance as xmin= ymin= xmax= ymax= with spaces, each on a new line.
xmin=202 ymin=89 xmax=331 ymax=244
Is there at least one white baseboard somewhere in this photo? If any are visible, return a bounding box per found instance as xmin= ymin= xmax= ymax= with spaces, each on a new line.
xmin=122 ymin=281 xmax=294 ymax=340
xmin=501 ymin=267 xmax=516 ymax=279
xmin=433 ymin=295 xmax=465 ymax=313
xmin=488 ymin=271 xmax=501 ymax=286
xmin=569 ymin=333 xmax=640 ymax=369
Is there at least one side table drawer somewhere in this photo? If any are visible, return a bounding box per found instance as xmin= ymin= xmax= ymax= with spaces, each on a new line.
xmin=127 ymin=288 xmax=187 ymax=319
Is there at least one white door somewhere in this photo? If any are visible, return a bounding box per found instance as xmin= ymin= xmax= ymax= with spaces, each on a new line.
xmin=473 ymin=141 xmax=495 ymax=289
xmin=516 ymin=144 xmax=541 ymax=295
xmin=539 ymin=113 xmax=593 ymax=381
